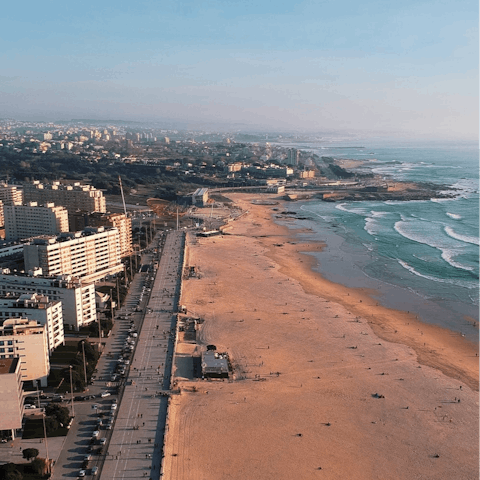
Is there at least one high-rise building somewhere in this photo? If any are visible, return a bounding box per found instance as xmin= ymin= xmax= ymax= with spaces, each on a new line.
xmin=0 ymin=271 xmax=97 ymax=331
xmin=3 ymin=202 xmax=69 ymax=241
xmin=70 ymin=212 xmax=132 ymax=257
xmin=23 ymin=181 xmax=106 ymax=215
xmin=0 ymin=357 xmax=24 ymax=436
xmin=0 ymin=293 xmax=64 ymax=353
xmin=23 ymin=227 xmax=122 ymax=283
xmin=0 ymin=183 xmax=23 ymax=206
xmin=0 ymin=319 xmax=50 ymax=386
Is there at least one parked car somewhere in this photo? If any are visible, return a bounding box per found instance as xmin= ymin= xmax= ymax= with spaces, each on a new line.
xmin=24 ymin=404 xmax=36 ymax=409
xmin=100 ymin=392 xmax=111 ymax=398
xmin=79 ymin=469 xmax=86 ymax=477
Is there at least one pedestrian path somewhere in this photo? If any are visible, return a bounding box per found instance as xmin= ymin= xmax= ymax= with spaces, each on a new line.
xmin=100 ymin=231 xmax=185 ymax=480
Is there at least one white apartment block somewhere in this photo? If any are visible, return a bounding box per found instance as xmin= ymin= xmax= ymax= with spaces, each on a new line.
xmin=85 ymin=212 xmax=132 ymax=257
xmin=23 ymin=181 xmax=106 ymax=214
xmin=4 ymin=202 xmax=69 ymax=241
xmin=0 ymin=271 xmax=97 ymax=331
xmin=0 ymin=357 xmax=24 ymax=435
xmin=0 ymin=319 xmax=50 ymax=387
xmin=24 ymin=226 xmax=123 ymax=283
xmin=0 ymin=293 xmax=64 ymax=353
xmin=0 ymin=182 xmax=23 ymax=205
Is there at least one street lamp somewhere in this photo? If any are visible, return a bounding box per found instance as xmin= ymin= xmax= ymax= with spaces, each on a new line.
xmin=81 ymin=341 xmax=88 ymax=387
xmin=69 ymin=366 xmax=75 ymax=417
xmin=41 ymin=412 xmax=50 ymax=474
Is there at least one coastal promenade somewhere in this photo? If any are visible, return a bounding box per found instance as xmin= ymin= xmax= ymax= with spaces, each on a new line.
xmin=99 ymin=230 xmax=185 ymax=480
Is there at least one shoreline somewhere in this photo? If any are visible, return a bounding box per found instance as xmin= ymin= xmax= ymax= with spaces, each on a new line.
xmin=233 ymin=194 xmax=479 ymax=391
xmin=163 ymin=192 xmax=478 ymax=480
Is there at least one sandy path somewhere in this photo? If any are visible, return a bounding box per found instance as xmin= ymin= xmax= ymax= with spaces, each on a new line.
xmin=162 ymin=193 xmax=479 ymax=480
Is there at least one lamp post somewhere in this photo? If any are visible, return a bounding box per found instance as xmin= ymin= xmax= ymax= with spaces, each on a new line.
xmin=81 ymin=341 xmax=88 ymax=387
xmin=42 ymin=412 xmax=50 ymax=474
xmin=69 ymin=366 xmax=75 ymax=417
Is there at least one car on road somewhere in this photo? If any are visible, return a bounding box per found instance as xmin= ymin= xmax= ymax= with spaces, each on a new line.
xmin=24 ymin=404 xmax=36 ymax=409
xmin=110 ymin=374 xmax=117 ymax=382
xmin=92 ymin=404 xmax=98 ymax=410
xmin=98 ymin=438 xmax=107 ymax=445
xmin=79 ymin=469 xmax=86 ymax=477
xmin=91 ymin=466 xmax=98 ymax=476
xmin=84 ymin=454 xmax=91 ymax=461
xmin=110 ymin=403 xmax=117 ymax=410
xmin=92 ymin=431 xmax=100 ymax=438
xmin=100 ymin=392 xmax=111 ymax=398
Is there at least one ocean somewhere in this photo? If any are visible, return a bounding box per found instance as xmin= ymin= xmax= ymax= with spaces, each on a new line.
xmin=275 ymin=140 xmax=479 ymax=341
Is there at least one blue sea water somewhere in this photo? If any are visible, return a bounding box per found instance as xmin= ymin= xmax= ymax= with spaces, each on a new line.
xmin=279 ymin=141 xmax=479 ymax=339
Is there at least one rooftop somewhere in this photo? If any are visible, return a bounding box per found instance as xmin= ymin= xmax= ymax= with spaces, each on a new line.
xmin=0 ymin=357 xmax=19 ymax=375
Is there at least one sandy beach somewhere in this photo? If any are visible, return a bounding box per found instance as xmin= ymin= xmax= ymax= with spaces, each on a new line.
xmin=163 ymin=193 xmax=479 ymax=480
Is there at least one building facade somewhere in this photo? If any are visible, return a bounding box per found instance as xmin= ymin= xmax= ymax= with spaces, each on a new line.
xmin=23 ymin=227 xmax=123 ymax=283
xmin=4 ymin=202 xmax=69 ymax=241
xmin=0 ymin=183 xmax=23 ymax=205
xmin=23 ymin=181 xmax=106 ymax=214
xmin=0 ymin=271 xmax=97 ymax=330
xmin=0 ymin=319 xmax=50 ymax=387
xmin=0 ymin=357 xmax=24 ymax=435
xmin=0 ymin=293 xmax=64 ymax=352
xmin=70 ymin=212 xmax=132 ymax=257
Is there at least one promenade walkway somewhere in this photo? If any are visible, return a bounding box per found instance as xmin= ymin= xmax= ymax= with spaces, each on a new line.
xmin=100 ymin=230 xmax=185 ymax=480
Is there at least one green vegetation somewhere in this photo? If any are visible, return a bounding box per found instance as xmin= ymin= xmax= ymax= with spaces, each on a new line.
xmin=0 ymin=458 xmax=51 ymax=479
xmin=22 ymin=449 xmax=39 ymax=461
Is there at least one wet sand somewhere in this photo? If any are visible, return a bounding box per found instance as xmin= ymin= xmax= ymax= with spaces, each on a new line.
xmin=163 ymin=193 xmax=479 ymax=480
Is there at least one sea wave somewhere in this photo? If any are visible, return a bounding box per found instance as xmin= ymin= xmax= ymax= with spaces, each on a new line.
xmin=397 ymin=259 xmax=476 ymax=288
xmin=440 ymin=249 xmax=475 ymax=272
xmin=446 ymin=212 xmax=462 ymax=220
xmin=444 ymin=226 xmax=480 ymax=246
xmin=335 ymin=203 xmax=368 ymax=215
xmin=364 ymin=218 xmax=380 ymax=236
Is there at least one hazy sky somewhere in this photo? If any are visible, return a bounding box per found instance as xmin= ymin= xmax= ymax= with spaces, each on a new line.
xmin=1 ymin=0 xmax=478 ymax=139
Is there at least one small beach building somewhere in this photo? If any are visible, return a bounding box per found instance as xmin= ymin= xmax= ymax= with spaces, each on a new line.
xmin=201 ymin=350 xmax=229 ymax=378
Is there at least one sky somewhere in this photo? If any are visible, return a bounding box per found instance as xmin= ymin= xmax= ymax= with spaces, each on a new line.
xmin=0 ymin=0 xmax=478 ymax=139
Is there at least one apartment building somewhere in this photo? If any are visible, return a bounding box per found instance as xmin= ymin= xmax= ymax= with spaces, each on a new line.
xmin=23 ymin=181 xmax=106 ymax=214
xmin=0 ymin=182 xmax=23 ymax=205
xmin=0 ymin=271 xmax=97 ymax=331
xmin=0 ymin=357 xmax=24 ymax=436
xmin=70 ymin=212 xmax=132 ymax=257
xmin=4 ymin=202 xmax=69 ymax=241
xmin=0 ymin=319 xmax=50 ymax=387
xmin=0 ymin=293 xmax=64 ymax=352
xmin=23 ymin=226 xmax=123 ymax=283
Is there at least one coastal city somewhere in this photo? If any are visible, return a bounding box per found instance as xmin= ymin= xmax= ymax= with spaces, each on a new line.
xmin=0 ymin=119 xmax=477 ymax=480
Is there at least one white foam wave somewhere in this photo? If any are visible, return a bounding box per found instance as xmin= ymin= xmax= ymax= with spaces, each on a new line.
xmin=440 ymin=249 xmax=475 ymax=272
xmin=335 ymin=203 xmax=368 ymax=215
xmin=446 ymin=212 xmax=462 ymax=220
xmin=397 ymin=259 xmax=476 ymax=287
xmin=370 ymin=210 xmax=389 ymax=218
xmin=364 ymin=218 xmax=380 ymax=236
xmin=444 ymin=226 xmax=480 ymax=246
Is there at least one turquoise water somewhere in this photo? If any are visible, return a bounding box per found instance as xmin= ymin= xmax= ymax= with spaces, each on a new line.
xmin=281 ymin=141 xmax=479 ymax=338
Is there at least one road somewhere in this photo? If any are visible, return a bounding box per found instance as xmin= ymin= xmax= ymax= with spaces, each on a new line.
xmin=49 ymin=230 xmax=185 ymax=480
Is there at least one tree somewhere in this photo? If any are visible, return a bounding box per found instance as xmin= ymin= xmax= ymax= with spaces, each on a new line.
xmin=31 ymin=457 xmax=48 ymax=476
xmin=1 ymin=463 xmax=23 ymax=480
xmin=45 ymin=404 xmax=70 ymax=427
xmin=22 ymin=448 xmax=39 ymax=461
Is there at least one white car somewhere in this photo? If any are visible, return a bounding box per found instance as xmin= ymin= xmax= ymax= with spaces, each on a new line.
xmin=79 ymin=469 xmax=86 ymax=477
xmin=24 ymin=404 xmax=36 ymax=409
xmin=100 ymin=392 xmax=111 ymax=398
